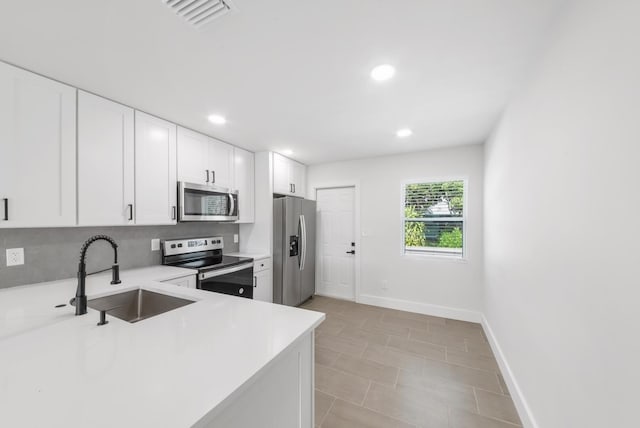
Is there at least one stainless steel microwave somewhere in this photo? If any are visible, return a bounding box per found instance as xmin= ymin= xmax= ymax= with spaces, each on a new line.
xmin=178 ymin=182 xmax=238 ymax=222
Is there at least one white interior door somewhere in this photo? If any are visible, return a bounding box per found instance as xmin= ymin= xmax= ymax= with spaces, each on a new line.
xmin=316 ymin=187 xmax=356 ymax=300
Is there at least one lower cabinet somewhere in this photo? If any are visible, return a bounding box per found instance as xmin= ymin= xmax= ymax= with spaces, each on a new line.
xmin=253 ymin=257 xmax=273 ymax=303
xmin=162 ymin=274 xmax=196 ymax=289
xmin=201 ymin=331 xmax=314 ymax=428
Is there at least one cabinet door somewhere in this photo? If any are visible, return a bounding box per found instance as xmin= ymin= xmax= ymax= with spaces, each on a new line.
xmin=208 ymin=138 xmax=234 ymax=189
xmin=0 ymin=62 xmax=76 ymax=228
xmin=273 ymin=152 xmax=291 ymax=195
xmin=234 ymin=147 xmax=255 ymax=223
xmin=134 ymin=111 xmax=177 ymax=225
xmin=290 ymin=160 xmax=307 ymax=198
xmin=78 ymin=91 xmax=134 ymax=226
xmin=254 ymin=269 xmax=273 ymax=302
xmin=177 ymin=126 xmax=210 ymax=185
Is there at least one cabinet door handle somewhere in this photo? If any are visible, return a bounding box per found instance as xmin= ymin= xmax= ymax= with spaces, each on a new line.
xmin=293 ymin=183 xmax=296 ymax=193
xmin=172 ymin=206 xmax=177 ymax=220
xmin=211 ymin=170 xmax=215 ymax=183
xmin=127 ymin=204 xmax=133 ymax=221
xmin=2 ymin=198 xmax=7 ymax=221
xmin=206 ymin=170 xmax=210 ymax=183
xmin=253 ymin=276 xmax=257 ymax=287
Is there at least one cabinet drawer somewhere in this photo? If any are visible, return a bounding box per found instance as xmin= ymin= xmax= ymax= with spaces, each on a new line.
xmin=162 ymin=275 xmax=196 ymax=289
xmin=254 ymin=258 xmax=272 ymax=273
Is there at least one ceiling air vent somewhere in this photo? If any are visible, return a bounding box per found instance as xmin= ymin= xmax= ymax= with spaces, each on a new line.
xmin=163 ymin=0 xmax=235 ymax=29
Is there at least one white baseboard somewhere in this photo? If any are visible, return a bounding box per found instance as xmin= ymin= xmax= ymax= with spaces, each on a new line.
xmin=481 ymin=315 xmax=538 ymax=428
xmin=314 ymin=290 xmax=355 ymax=302
xmin=357 ymin=294 xmax=482 ymax=323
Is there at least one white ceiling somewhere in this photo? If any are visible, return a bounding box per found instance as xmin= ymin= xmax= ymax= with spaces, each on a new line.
xmin=0 ymin=0 xmax=561 ymax=164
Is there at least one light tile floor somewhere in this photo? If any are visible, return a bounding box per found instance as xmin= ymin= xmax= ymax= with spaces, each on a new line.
xmin=300 ymin=296 xmax=521 ymax=428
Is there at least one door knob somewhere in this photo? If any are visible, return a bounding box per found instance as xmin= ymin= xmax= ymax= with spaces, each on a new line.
xmin=346 ymin=250 xmax=355 ymax=254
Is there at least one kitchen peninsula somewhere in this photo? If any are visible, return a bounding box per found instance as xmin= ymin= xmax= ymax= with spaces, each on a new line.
xmin=0 ymin=267 xmax=324 ymax=428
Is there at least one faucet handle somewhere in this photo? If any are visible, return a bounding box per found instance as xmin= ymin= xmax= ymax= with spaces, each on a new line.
xmin=111 ymin=264 xmax=121 ymax=285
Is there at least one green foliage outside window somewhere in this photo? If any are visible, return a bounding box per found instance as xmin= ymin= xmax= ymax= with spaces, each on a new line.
xmin=404 ymin=206 xmax=427 ymax=247
xmin=437 ymin=227 xmax=462 ymax=248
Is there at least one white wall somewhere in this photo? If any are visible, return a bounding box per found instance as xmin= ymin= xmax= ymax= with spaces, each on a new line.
xmin=483 ymin=1 xmax=640 ymax=427
xmin=307 ymin=144 xmax=484 ymax=320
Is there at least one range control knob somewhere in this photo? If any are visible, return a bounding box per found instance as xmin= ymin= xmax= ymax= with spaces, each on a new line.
xmin=239 ymin=288 xmax=244 ymax=294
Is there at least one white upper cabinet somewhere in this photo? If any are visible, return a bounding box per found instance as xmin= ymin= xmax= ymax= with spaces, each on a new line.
xmin=233 ymin=147 xmax=255 ymax=223
xmin=0 ymin=62 xmax=77 ymax=228
xmin=273 ymin=152 xmax=290 ymax=195
xmin=78 ymin=91 xmax=135 ymax=226
xmin=177 ymin=126 xmax=234 ymax=189
xmin=135 ymin=111 xmax=177 ymax=225
xmin=209 ymin=138 xmax=234 ymax=189
xmin=290 ymin=161 xmax=306 ymax=198
xmin=272 ymin=152 xmax=306 ymax=198
xmin=177 ymin=127 xmax=211 ymax=185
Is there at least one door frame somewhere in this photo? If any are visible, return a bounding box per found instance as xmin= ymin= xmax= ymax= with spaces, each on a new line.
xmin=312 ymin=182 xmax=361 ymax=302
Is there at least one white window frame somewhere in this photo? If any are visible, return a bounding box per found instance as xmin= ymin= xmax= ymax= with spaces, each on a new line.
xmin=400 ymin=177 xmax=468 ymax=260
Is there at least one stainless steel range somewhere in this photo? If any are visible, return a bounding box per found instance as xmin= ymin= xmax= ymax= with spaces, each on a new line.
xmin=161 ymin=236 xmax=254 ymax=299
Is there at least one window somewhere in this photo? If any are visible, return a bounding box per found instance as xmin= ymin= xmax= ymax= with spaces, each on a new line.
xmin=403 ymin=179 xmax=465 ymax=257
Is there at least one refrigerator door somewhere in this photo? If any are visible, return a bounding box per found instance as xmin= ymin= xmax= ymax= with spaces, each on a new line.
xmin=299 ymin=199 xmax=316 ymax=303
xmin=273 ymin=197 xmax=302 ymax=306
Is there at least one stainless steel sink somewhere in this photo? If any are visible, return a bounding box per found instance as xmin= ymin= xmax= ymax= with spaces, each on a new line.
xmin=88 ymin=289 xmax=195 ymax=323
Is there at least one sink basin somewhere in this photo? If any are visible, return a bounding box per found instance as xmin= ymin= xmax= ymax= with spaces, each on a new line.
xmin=88 ymin=289 xmax=195 ymax=323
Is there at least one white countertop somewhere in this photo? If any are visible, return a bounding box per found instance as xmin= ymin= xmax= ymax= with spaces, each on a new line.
xmin=0 ymin=266 xmax=324 ymax=427
xmin=225 ymin=252 xmax=271 ymax=260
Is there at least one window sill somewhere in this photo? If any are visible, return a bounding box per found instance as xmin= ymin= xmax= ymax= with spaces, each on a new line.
xmin=402 ymin=248 xmax=467 ymax=263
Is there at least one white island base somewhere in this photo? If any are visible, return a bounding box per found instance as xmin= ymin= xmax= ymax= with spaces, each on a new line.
xmin=202 ymin=332 xmax=314 ymax=428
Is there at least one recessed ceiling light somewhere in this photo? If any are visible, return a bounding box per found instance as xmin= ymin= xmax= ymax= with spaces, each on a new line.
xmin=282 ymin=149 xmax=293 ymax=156
xmin=208 ymin=114 xmax=227 ymax=125
xmin=370 ymin=64 xmax=395 ymax=81
xmin=396 ymin=128 xmax=413 ymax=138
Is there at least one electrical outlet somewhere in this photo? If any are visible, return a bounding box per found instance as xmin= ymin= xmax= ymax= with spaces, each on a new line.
xmin=233 ymin=234 xmax=239 ymax=244
xmin=151 ymin=239 xmax=160 ymax=251
xmin=6 ymin=248 xmax=24 ymax=266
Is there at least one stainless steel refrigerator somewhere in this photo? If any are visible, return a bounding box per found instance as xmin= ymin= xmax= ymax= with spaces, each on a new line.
xmin=273 ymin=197 xmax=316 ymax=306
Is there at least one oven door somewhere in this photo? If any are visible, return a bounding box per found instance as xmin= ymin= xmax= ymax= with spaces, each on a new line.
xmin=199 ymin=263 xmax=254 ymax=299
xmin=179 ymin=182 xmax=239 ymax=222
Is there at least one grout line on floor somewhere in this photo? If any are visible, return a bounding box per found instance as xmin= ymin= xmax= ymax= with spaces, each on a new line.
xmin=472 ymin=387 xmax=480 ymax=414
xmin=318 ymin=394 xmax=337 ymax=428
xmin=393 ymin=367 xmax=400 ymax=387
xmin=361 ymin=380 xmax=372 ymax=406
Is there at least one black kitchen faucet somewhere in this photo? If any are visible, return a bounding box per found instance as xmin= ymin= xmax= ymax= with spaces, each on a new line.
xmin=70 ymin=235 xmax=121 ymax=315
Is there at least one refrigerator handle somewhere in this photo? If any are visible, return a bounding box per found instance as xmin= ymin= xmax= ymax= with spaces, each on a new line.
xmin=299 ymin=214 xmax=307 ymax=270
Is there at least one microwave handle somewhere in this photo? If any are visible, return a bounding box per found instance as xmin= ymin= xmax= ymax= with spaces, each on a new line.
xmin=228 ymin=193 xmax=235 ymax=216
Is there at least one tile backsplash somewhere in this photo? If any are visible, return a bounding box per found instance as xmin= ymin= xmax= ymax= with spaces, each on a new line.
xmin=0 ymin=223 xmax=239 ymax=289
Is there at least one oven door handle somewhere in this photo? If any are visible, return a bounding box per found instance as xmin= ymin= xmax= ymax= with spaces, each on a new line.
xmin=199 ymin=263 xmax=253 ymax=280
